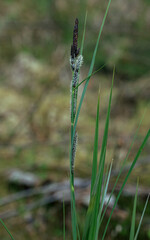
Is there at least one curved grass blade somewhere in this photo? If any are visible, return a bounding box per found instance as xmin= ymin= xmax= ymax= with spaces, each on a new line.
xmin=134 ymin=194 xmax=150 ymax=240
xmin=101 ymin=129 xmax=150 ymax=240
xmin=130 ymin=181 xmax=139 ymax=240
xmin=0 ymin=219 xmax=15 ymax=240
xmin=75 ymin=64 xmax=106 ymax=89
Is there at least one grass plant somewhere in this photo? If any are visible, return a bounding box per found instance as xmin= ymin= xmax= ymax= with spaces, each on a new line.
xmin=69 ymin=1 xmax=150 ymax=239
xmin=0 ymin=1 xmax=149 ymax=239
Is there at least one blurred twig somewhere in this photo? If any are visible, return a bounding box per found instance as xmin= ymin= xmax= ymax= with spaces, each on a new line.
xmin=0 ymin=156 xmax=150 ymax=209
xmin=0 ymin=178 xmax=149 ymax=220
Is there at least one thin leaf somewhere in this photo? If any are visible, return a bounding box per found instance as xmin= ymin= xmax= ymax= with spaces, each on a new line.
xmin=0 ymin=218 xmax=15 ymax=240
xmin=134 ymin=194 xmax=150 ymax=240
xmin=95 ymin=160 xmax=113 ymax=240
xmin=75 ymin=64 xmax=106 ymax=89
xmin=130 ymin=181 xmax=139 ymax=240
xmin=88 ymin=66 xmax=114 ymax=240
xmin=82 ymin=67 xmax=114 ymax=240
xmin=98 ymin=108 xmax=148 ymax=230
xmin=80 ymin=11 xmax=87 ymax=56
xmin=100 ymin=161 xmax=113 ymax=218
xmin=90 ymin=93 xmax=100 ymax=197
xmin=101 ymin=129 xmax=150 ymax=240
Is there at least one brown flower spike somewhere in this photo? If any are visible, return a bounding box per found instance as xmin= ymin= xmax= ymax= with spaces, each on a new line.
xmin=71 ymin=18 xmax=80 ymax=58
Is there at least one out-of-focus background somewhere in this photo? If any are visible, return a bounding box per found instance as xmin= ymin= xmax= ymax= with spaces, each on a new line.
xmin=0 ymin=0 xmax=150 ymax=239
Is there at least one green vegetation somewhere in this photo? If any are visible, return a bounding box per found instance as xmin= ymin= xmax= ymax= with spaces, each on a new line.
xmin=0 ymin=0 xmax=150 ymax=239
xmin=69 ymin=1 xmax=150 ymax=239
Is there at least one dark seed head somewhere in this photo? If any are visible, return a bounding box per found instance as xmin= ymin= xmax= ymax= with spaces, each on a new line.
xmin=71 ymin=18 xmax=80 ymax=58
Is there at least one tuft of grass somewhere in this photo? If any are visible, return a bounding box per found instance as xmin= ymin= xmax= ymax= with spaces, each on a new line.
xmin=69 ymin=1 xmax=112 ymax=239
xmin=0 ymin=1 xmax=149 ymax=239
xmin=69 ymin=0 xmax=150 ymax=239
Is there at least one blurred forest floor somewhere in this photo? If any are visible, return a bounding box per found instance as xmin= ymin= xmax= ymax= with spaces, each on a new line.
xmin=0 ymin=0 xmax=150 ymax=239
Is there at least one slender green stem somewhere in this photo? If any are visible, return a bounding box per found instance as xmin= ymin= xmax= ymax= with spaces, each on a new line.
xmin=0 ymin=219 xmax=15 ymax=240
xmin=70 ymin=70 xmax=77 ymax=240
xmin=134 ymin=194 xmax=150 ymax=240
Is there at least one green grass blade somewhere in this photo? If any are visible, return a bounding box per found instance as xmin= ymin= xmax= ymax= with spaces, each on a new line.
xmin=70 ymin=198 xmax=76 ymax=240
xmin=98 ymin=67 xmax=114 ymax=174
xmin=95 ymin=161 xmax=113 ymax=240
xmin=134 ymin=194 xmax=150 ymax=240
xmin=90 ymin=93 xmax=100 ymax=197
xmin=99 ymin=161 xmax=113 ymax=217
xmin=92 ymin=66 xmax=114 ymax=201
xmin=82 ymin=67 xmax=114 ymax=240
xmin=130 ymin=181 xmax=139 ymax=240
xmin=80 ymin=11 xmax=87 ymax=56
xmin=101 ymin=129 xmax=150 ymax=240
xmin=98 ymin=109 xmax=147 ymax=230
xmin=0 ymin=219 xmax=15 ymax=240
xmin=88 ymin=67 xmax=114 ymax=240
xmin=71 ymin=184 xmax=81 ymax=240
xmin=88 ymin=0 xmax=111 ymax=76
xmin=72 ymin=0 xmax=112 ymax=149
xmin=69 ymin=156 xmax=77 ymax=240
xmin=75 ymin=64 xmax=106 ymax=89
